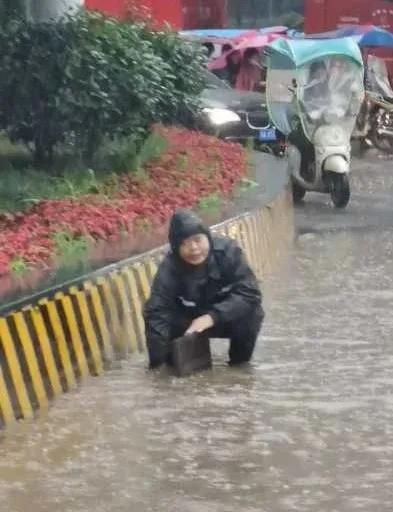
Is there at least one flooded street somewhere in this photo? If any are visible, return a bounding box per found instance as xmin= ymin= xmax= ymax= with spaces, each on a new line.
xmin=1 ymin=152 xmax=393 ymax=512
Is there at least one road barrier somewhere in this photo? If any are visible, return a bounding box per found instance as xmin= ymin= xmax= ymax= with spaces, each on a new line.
xmin=0 ymin=188 xmax=293 ymax=428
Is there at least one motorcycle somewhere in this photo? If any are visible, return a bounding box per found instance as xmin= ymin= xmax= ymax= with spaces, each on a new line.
xmin=355 ymin=91 xmax=393 ymax=154
xmin=372 ymin=98 xmax=393 ymax=154
xmin=265 ymin=37 xmax=365 ymax=208
xmin=354 ymin=55 xmax=393 ymax=154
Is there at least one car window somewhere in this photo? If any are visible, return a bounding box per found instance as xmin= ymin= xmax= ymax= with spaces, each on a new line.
xmin=203 ymin=69 xmax=231 ymax=90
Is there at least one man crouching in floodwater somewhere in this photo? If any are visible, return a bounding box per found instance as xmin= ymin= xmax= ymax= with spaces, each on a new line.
xmin=143 ymin=209 xmax=264 ymax=369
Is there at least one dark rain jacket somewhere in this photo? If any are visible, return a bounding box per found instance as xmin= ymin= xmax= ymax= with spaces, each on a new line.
xmin=143 ymin=211 xmax=264 ymax=366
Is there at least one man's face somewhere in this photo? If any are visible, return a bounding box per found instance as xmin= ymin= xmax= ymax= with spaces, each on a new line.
xmin=179 ymin=233 xmax=210 ymax=266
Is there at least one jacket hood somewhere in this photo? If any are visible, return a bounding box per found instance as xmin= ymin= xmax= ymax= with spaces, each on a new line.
xmin=168 ymin=209 xmax=211 ymax=255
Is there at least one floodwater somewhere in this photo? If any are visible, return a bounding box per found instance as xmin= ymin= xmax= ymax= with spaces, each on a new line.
xmin=1 ymin=152 xmax=393 ymax=512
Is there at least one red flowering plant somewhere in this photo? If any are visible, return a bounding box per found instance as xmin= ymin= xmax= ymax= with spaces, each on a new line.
xmin=0 ymin=127 xmax=248 ymax=280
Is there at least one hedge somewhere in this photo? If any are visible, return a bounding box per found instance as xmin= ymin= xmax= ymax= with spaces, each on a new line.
xmin=0 ymin=11 xmax=206 ymax=164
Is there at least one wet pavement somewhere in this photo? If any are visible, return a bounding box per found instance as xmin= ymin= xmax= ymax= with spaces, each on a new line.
xmin=1 ymin=151 xmax=393 ymax=512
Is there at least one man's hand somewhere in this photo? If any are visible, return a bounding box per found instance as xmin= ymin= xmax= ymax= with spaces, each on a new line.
xmin=186 ymin=314 xmax=214 ymax=335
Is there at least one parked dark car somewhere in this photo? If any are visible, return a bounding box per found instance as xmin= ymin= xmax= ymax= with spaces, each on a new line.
xmin=194 ymin=70 xmax=285 ymax=155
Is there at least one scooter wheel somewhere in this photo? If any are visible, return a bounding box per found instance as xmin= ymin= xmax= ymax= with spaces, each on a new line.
xmin=329 ymin=174 xmax=350 ymax=209
xmin=292 ymin=180 xmax=306 ymax=203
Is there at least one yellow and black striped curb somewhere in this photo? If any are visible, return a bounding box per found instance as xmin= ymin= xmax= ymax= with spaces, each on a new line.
xmin=0 ymin=189 xmax=294 ymax=428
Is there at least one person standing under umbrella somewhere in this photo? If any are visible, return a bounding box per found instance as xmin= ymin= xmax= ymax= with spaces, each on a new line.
xmin=235 ymin=48 xmax=263 ymax=92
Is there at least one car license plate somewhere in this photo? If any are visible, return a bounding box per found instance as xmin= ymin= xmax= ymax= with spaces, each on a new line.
xmin=259 ymin=128 xmax=277 ymax=141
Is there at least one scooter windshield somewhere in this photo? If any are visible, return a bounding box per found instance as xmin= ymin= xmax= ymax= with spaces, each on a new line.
xmin=297 ymin=57 xmax=364 ymax=141
xmin=366 ymin=55 xmax=393 ymax=99
xmin=265 ymin=68 xmax=298 ymax=136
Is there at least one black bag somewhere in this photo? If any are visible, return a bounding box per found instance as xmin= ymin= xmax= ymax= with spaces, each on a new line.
xmin=171 ymin=333 xmax=212 ymax=377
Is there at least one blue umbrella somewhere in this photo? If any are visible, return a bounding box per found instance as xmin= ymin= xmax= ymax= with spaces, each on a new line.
xmin=301 ymin=25 xmax=370 ymax=39
xmin=300 ymin=25 xmax=393 ymax=49
xmin=355 ymin=27 xmax=393 ymax=48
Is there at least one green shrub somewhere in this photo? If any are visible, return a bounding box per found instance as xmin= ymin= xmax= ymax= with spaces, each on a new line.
xmin=0 ymin=0 xmax=26 ymax=26
xmin=0 ymin=11 xmax=205 ymax=166
xmin=142 ymin=28 xmax=206 ymax=124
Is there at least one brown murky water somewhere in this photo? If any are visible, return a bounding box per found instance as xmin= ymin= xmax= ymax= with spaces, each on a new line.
xmin=1 ymin=153 xmax=393 ymax=512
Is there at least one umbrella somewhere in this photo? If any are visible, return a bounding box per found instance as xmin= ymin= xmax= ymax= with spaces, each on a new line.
xmin=355 ymin=27 xmax=393 ymax=49
xmin=180 ymin=29 xmax=259 ymax=48
xmin=180 ymin=27 xmax=288 ymax=39
xmin=302 ymin=25 xmax=393 ymax=49
xmin=208 ymin=32 xmax=285 ymax=70
xmin=180 ymin=29 xmax=250 ymax=39
xmin=233 ymin=33 xmax=284 ymax=51
xmin=259 ymin=25 xmax=288 ymax=35
xmin=302 ymin=25 xmax=372 ymax=39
